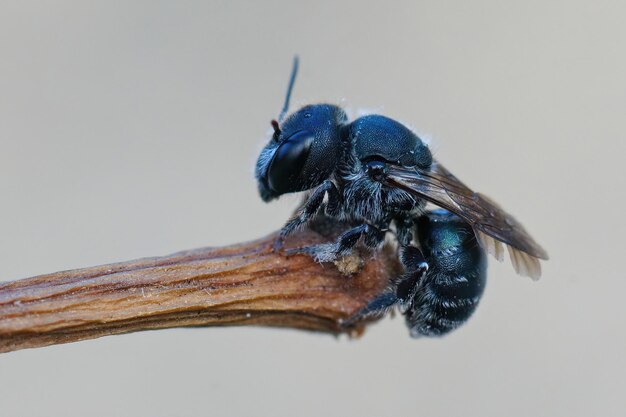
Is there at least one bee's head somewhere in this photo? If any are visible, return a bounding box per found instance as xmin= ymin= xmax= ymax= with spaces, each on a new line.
xmin=256 ymin=104 xmax=347 ymax=201
xmin=255 ymin=57 xmax=347 ymax=201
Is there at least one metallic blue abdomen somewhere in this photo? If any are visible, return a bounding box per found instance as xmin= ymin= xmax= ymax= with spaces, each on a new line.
xmin=407 ymin=209 xmax=487 ymax=337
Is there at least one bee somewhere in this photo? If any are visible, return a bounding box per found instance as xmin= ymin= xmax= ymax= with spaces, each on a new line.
xmin=255 ymin=57 xmax=548 ymax=337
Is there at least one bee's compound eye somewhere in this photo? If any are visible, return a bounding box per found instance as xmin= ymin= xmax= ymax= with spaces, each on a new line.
xmin=266 ymin=130 xmax=315 ymax=194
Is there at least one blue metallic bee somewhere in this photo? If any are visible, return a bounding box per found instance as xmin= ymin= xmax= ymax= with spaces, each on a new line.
xmin=255 ymin=57 xmax=548 ymax=337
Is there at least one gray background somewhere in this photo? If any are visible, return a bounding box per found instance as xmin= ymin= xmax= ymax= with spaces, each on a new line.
xmin=1 ymin=1 xmax=624 ymax=416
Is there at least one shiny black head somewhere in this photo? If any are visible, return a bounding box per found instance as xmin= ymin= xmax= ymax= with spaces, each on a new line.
xmin=256 ymin=58 xmax=347 ymax=201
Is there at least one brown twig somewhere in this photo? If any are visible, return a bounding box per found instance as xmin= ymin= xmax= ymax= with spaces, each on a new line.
xmin=0 ymin=225 xmax=400 ymax=353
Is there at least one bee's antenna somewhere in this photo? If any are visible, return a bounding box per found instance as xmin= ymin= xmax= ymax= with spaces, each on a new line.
xmin=279 ymin=55 xmax=299 ymax=121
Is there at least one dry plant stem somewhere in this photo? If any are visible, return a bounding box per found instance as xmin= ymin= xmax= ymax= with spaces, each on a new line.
xmin=0 ymin=228 xmax=398 ymax=354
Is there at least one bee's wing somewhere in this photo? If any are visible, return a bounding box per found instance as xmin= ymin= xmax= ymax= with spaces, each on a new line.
xmin=385 ymin=161 xmax=548 ymax=280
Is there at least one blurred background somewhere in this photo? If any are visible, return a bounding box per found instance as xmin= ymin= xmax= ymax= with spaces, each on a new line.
xmin=1 ymin=1 xmax=624 ymax=416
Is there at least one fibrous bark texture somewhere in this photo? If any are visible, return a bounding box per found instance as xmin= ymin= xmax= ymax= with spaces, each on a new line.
xmin=0 ymin=226 xmax=399 ymax=353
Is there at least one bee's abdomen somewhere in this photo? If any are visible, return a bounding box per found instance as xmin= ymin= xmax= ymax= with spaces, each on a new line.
xmin=406 ymin=210 xmax=487 ymax=337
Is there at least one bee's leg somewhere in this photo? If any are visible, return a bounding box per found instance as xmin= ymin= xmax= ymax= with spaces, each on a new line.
xmin=288 ymin=223 xmax=386 ymax=262
xmin=345 ymin=245 xmax=428 ymax=324
xmin=395 ymin=245 xmax=429 ymax=304
xmin=391 ymin=216 xmax=429 ymax=303
xmin=343 ymin=291 xmax=399 ymax=324
xmin=394 ymin=216 xmax=415 ymax=247
xmin=274 ymin=180 xmax=341 ymax=251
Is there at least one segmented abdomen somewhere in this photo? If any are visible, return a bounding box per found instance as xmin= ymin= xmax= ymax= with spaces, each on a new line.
xmin=406 ymin=210 xmax=487 ymax=337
